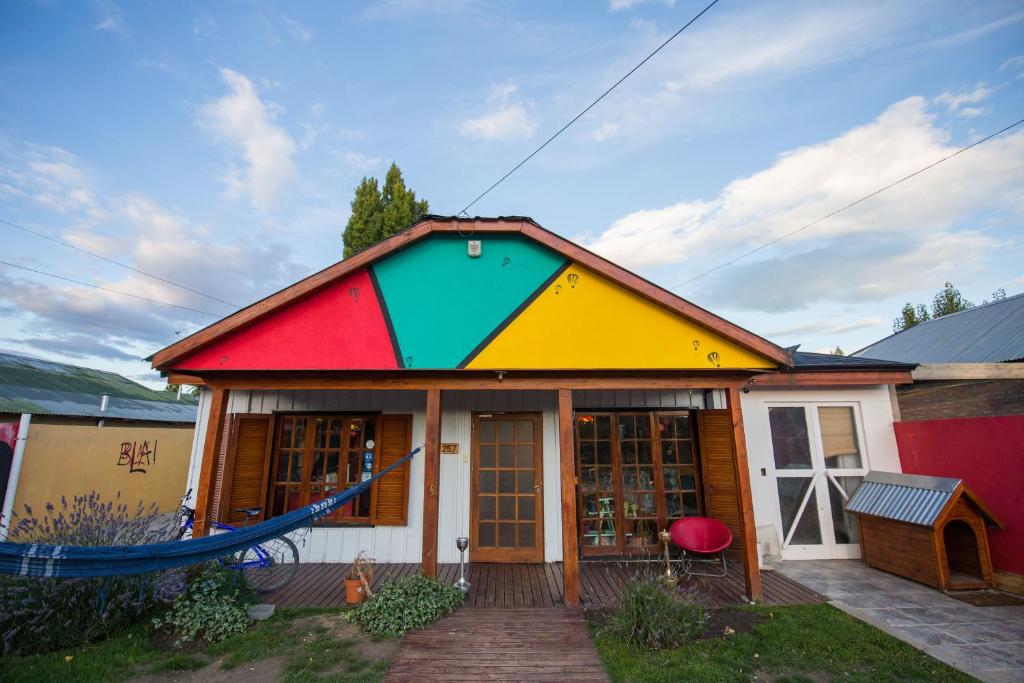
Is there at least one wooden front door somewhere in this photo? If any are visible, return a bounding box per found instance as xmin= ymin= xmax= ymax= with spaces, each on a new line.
xmin=471 ymin=413 xmax=544 ymax=563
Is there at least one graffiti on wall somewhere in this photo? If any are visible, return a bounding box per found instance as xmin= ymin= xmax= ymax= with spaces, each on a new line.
xmin=117 ymin=440 xmax=158 ymax=474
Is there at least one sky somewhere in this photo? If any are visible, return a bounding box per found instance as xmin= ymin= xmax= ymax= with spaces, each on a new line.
xmin=0 ymin=0 xmax=1022 ymax=388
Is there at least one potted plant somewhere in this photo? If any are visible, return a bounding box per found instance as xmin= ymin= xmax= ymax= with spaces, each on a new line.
xmin=345 ymin=551 xmax=375 ymax=605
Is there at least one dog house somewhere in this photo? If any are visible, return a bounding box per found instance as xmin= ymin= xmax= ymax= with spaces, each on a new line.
xmin=845 ymin=471 xmax=1003 ymax=590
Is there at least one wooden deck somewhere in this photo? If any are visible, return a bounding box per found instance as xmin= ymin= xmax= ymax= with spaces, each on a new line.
xmin=386 ymin=607 xmax=608 ymax=682
xmin=263 ymin=560 xmax=822 ymax=609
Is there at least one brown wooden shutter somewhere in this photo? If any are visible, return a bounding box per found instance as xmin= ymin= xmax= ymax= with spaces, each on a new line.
xmin=220 ymin=414 xmax=274 ymax=525
xmin=371 ymin=414 xmax=413 ymax=526
xmin=697 ymin=410 xmax=744 ymax=551
xmin=210 ymin=416 xmax=233 ymax=523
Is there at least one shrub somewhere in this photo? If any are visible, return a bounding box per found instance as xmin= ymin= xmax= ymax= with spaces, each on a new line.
xmin=153 ymin=563 xmax=254 ymax=646
xmin=349 ymin=575 xmax=463 ymax=638
xmin=0 ymin=492 xmax=183 ymax=655
xmin=600 ymin=576 xmax=705 ymax=650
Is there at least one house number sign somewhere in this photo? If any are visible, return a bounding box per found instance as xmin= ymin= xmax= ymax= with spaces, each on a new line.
xmin=440 ymin=443 xmax=460 ymax=455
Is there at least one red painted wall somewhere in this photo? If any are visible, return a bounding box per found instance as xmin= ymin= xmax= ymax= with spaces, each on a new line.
xmin=175 ymin=270 xmax=399 ymax=371
xmin=895 ymin=415 xmax=1024 ymax=576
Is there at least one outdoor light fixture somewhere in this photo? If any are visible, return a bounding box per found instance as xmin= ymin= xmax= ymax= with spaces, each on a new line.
xmin=659 ymin=529 xmax=677 ymax=584
xmin=455 ymin=536 xmax=470 ymax=592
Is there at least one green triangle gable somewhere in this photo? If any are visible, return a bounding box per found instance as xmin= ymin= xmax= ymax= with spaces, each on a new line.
xmin=371 ymin=234 xmax=567 ymax=368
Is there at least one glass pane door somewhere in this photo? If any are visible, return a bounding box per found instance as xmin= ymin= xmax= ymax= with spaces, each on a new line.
xmin=768 ymin=404 xmax=868 ymax=559
xmin=577 ymin=414 xmax=618 ymax=553
xmin=473 ymin=414 xmax=544 ymax=562
xmin=576 ymin=411 xmax=701 ymax=557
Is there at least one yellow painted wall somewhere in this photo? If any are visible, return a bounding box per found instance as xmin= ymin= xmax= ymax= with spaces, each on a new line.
xmin=468 ymin=263 xmax=775 ymax=370
xmin=12 ymin=421 xmax=194 ymax=518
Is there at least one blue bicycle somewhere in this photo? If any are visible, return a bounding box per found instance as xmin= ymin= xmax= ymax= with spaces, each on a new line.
xmin=176 ymin=488 xmax=300 ymax=593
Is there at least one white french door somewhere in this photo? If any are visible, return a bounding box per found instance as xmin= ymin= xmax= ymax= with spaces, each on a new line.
xmin=767 ymin=404 xmax=868 ymax=560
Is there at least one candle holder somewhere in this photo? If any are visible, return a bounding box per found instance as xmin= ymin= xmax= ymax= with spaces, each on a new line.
xmin=455 ymin=536 xmax=471 ymax=592
xmin=659 ymin=529 xmax=678 ymax=585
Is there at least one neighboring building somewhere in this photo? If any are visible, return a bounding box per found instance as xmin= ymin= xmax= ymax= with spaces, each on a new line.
xmin=854 ymin=293 xmax=1024 ymax=593
xmin=854 ymin=291 xmax=1024 ymax=421
xmin=0 ymin=352 xmax=198 ymax=538
xmin=152 ymin=216 xmax=914 ymax=603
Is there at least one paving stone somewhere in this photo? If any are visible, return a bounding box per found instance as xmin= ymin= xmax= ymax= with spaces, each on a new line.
xmin=776 ymin=560 xmax=1024 ymax=682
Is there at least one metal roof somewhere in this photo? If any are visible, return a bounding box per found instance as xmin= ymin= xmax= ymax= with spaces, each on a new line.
xmin=790 ymin=350 xmax=915 ymax=372
xmin=845 ymin=471 xmax=959 ymax=526
xmin=0 ymin=352 xmax=198 ymax=423
xmin=854 ymin=292 xmax=1024 ymax=363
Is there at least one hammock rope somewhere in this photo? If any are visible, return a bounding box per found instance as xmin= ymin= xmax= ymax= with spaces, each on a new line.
xmin=0 ymin=446 xmax=421 ymax=578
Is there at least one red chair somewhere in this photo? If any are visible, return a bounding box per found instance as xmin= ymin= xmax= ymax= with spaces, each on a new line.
xmin=669 ymin=517 xmax=733 ymax=577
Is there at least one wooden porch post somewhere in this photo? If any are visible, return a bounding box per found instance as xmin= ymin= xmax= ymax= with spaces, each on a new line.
xmin=422 ymin=388 xmax=441 ymax=577
xmin=194 ymin=387 xmax=229 ymax=537
xmin=558 ymin=389 xmax=580 ymax=605
xmin=726 ymin=387 xmax=762 ymax=602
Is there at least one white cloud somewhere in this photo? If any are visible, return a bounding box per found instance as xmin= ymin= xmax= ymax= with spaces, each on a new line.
xmin=339 ymin=151 xmax=385 ymax=172
xmin=281 ymin=15 xmax=313 ymax=42
xmin=699 ymin=232 xmax=996 ymax=313
xmin=94 ymin=0 xmax=127 ymax=34
xmin=583 ymin=96 xmax=1024 ymax=312
xmin=610 ymin=0 xmax=675 ymax=11
xmin=587 ymin=3 xmax=918 ymax=142
xmin=193 ymin=12 xmax=216 ymax=39
xmin=934 ymin=85 xmax=992 ymax=117
xmin=0 ymin=141 xmax=307 ymax=364
xmin=592 ymin=122 xmax=620 ymax=142
xmin=363 ymin=0 xmax=475 ymax=19
xmin=459 ymin=83 xmax=536 ymax=141
xmin=199 ymin=67 xmax=297 ymax=208
xmin=764 ymin=317 xmax=886 ymax=340
xmin=1001 ymin=55 xmax=1024 ymax=75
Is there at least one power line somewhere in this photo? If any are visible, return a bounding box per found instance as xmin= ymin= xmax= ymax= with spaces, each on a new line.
xmin=0 ymin=259 xmax=221 ymax=317
xmin=458 ymin=0 xmax=721 ymax=216
xmin=671 ymin=115 xmax=1024 ymax=289
xmin=0 ymin=216 xmax=240 ymax=308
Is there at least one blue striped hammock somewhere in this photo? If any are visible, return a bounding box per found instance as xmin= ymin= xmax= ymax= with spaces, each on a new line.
xmin=0 ymin=446 xmax=421 ymax=578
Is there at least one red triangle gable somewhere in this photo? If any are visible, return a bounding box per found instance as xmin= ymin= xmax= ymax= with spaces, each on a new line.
xmin=174 ymin=269 xmax=398 ymax=371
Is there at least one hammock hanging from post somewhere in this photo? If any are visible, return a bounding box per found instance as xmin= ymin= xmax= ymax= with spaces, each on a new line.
xmin=0 ymin=447 xmax=421 ymax=579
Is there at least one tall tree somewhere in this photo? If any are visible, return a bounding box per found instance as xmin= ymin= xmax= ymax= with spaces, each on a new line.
xmin=342 ymin=163 xmax=428 ymax=258
xmin=893 ymin=281 xmax=981 ymax=333
xmin=830 ymin=346 xmax=845 ymax=356
xmin=930 ymin=281 xmax=974 ymax=318
xmin=893 ymin=302 xmax=930 ymax=333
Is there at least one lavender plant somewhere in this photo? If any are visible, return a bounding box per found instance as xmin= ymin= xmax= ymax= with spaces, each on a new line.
xmin=0 ymin=492 xmax=185 ymax=655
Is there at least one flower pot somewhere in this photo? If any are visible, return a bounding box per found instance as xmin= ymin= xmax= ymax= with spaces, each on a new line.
xmin=345 ymin=577 xmax=366 ymax=604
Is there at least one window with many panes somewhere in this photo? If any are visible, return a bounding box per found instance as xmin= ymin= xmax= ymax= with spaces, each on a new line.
xmin=576 ymin=411 xmax=702 ymax=556
xmin=269 ymin=414 xmax=377 ymax=525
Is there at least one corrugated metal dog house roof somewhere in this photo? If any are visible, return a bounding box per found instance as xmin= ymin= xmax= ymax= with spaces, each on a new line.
xmin=846 ymin=471 xmax=1002 ymax=528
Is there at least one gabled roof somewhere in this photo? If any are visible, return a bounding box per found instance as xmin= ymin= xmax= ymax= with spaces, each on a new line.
xmin=0 ymin=352 xmax=198 ymax=422
xmin=151 ymin=215 xmax=790 ymax=370
xmin=854 ymin=292 xmax=1024 ymax=363
xmin=845 ymin=471 xmax=1002 ymax=528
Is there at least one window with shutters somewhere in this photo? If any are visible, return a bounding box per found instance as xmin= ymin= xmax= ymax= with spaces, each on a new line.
xmin=264 ymin=413 xmax=411 ymax=526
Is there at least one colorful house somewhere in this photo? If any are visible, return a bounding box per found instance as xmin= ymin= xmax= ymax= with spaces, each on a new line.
xmin=152 ymin=216 xmax=913 ymax=602
xmin=1 ymin=352 xmax=198 ymax=539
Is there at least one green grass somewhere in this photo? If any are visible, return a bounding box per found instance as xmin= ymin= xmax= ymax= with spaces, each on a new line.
xmin=592 ymin=604 xmax=974 ymax=683
xmin=0 ymin=607 xmax=386 ymax=683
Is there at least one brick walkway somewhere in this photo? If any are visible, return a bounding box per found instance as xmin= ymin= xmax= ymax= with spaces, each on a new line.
xmin=385 ymin=606 xmax=609 ymax=682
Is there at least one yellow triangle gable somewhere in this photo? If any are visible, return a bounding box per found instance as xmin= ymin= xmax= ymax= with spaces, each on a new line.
xmin=466 ymin=263 xmax=775 ymax=370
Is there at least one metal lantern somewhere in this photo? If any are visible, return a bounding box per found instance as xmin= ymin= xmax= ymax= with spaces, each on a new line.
xmin=455 ymin=536 xmax=471 ymax=592
xmin=659 ymin=529 xmax=677 ymax=583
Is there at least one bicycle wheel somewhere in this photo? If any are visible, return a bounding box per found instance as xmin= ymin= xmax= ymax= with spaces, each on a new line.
xmin=236 ymin=536 xmax=299 ymax=593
